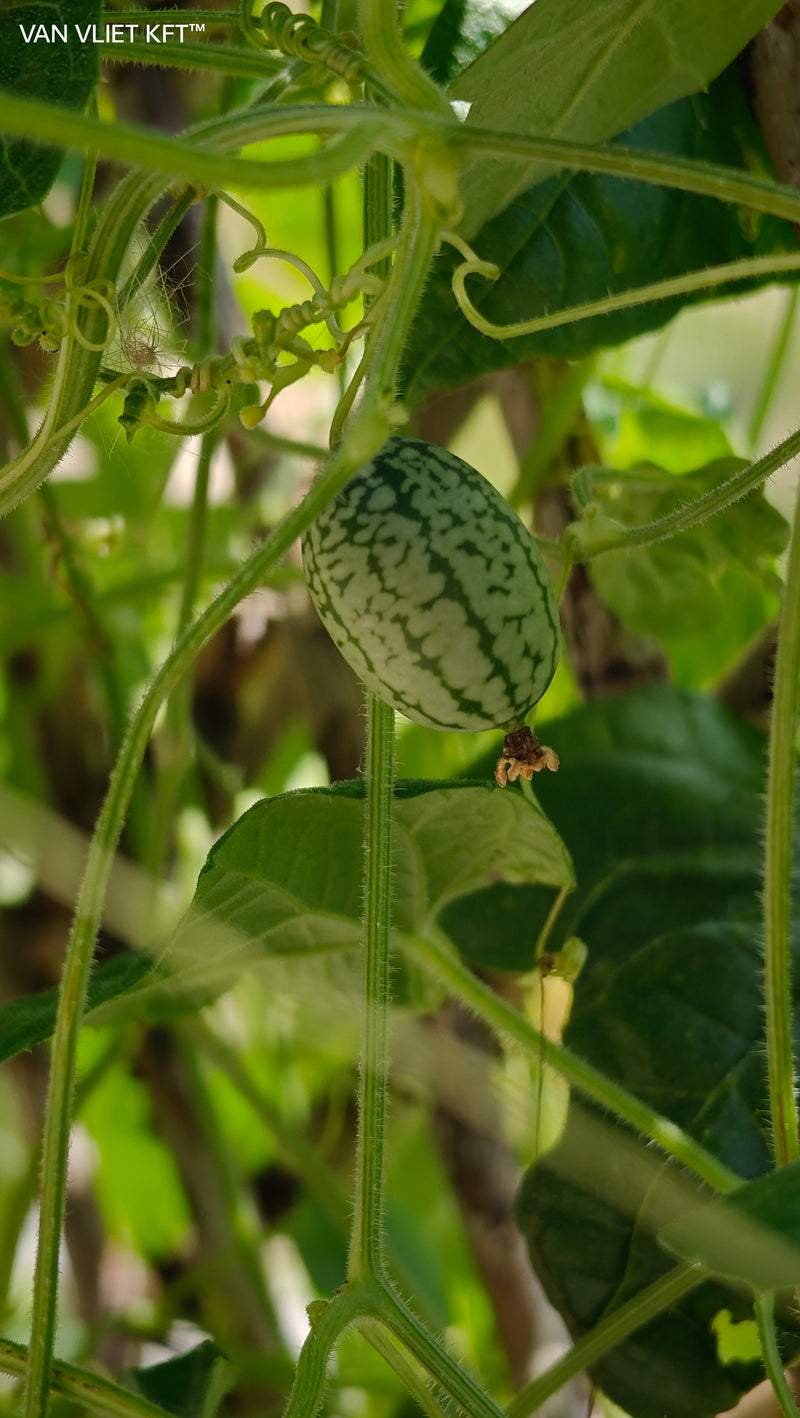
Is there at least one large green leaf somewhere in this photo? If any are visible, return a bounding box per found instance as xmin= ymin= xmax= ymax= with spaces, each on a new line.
xmin=403 ymin=74 xmax=795 ymax=404
xmin=169 ymin=776 xmax=571 ymax=956
xmin=0 ymin=951 xmax=152 ymax=1065
xmin=451 ymin=0 xmax=784 ymax=238
xmin=0 ymin=1 xmax=101 ymax=218
xmin=445 ymin=685 xmax=769 ymax=968
xmin=517 ymin=1108 xmax=771 ymax=1418
xmin=456 ymin=686 xmax=800 ymax=1416
xmin=448 ymin=685 xmax=796 ymax=1164
xmin=527 ymin=695 xmax=790 ymax=1183
xmin=98 ymin=780 xmax=573 ymax=1021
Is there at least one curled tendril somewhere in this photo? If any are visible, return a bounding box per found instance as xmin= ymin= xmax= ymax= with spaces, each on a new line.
xmin=146 ymin=389 xmax=231 ymax=437
xmin=0 ymin=265 xmax=66 ymax=286
xmin=118 ymin=375 xmax=230 ymax=442
xmin=258 ymin=1 xmax=368 ymax=87
xmin=110 ymin=241 xmax=388 ymax=441
xmin=0 ymin=253 xmax=119 ymax=353
xmin=443 ymin=230 xmax=800 ymax=345
xmin=236 ymin=243 xmax=394 ymax=354
xmin=277 ymin=298 xmax=323 ymax=339
xmin=218 ymin=193 xmax=268 ymax=272
xmin=66 ymin=286 xmax=118 ymax=352
xmin=239 ymin=0 xmax=271 ymax=51
xmin=328 ymin=237 xmax=396 ymax=306
xmin=234 ymin=246 xmax=342 ymax=344
xmin=60 ymin=255 xmax=119 ymax=352
xmin=1 ymin=254 xmax=116 ymax=352
xmin=234 ymin=245 xmax=325 ymax=294
xmin=439 ymin=229 xmax=502 ymax=336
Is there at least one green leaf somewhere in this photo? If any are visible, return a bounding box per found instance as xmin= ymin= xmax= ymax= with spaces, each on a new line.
xmin=139 ymin=781 xmax=573 ymax=1013
xmin=403 ymin=74 xmax=796 ymax=404
xmin=0 ymin=951 xmax=152 ymax=1065
xmin=127 ymin=1342 xmax=234 ymax=1418
xmin=445 ymin=685 xmax=769 ymax=975
xmin=451 ymin=0 xmax=786 ymax=239
xmin=660 ymin=1161 xmax=800 ymax=1291
xmin=517 ymin=1107 xmax=770 ymax=1418
xmin=419 ymin=0 xmax=530 ymax=87
xmin=582 ymin=457 xmax=788 ymax=640
xmin=451 ymin=683 xmax=800 ymax=1206
xmin=666 ymin=565 xmax=779 ymax=690
xmin=0 ymin=1 xmax=101 ymax=218
xmin=82 ymin=1060 xmax=193 ymax=1260
xmin=480 ymin=686 xmax=800 ymax=1415
xmin=591 ymin=380 xmax=736 ymax=473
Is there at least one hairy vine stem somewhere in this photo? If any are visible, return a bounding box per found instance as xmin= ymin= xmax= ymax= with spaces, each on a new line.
xmin=282 ymin=1284 xmax=383 ymax=1418
xmin=0 ymin=93 xmax=388 ymax=199
xmin=355 ymin=1321 xmax=451 ymax=1418
xmin=755 ymin=1293 xmax=800 ymax=1418
xmin=506 ymin=1261 xmax=705 ymax=1418
xmin=21 ymin=405 xmax=376 ymax=1418
xmin=573 ymin=423 xmax=800 ymax=562
xmin=7 ymin=99 xmax=800 ymax=232
xmin=449 ymin=244 xmax=800 ymax=342
xmin=405 ymin=928 xmax=741 ymax=1195
xmin=348 ymin=150 xmax=396 ymax=1286
xmin=357 ymin=0 xmax=450 ymax=113
xmin=762 ymin=467 xmax=800 ymax=1168
xmin=371 ymin=1281 xmax=505 ymax=1418
xmin=7 ymin=96 xmax=800 ymax=516
xmin=349 ymin=693 xmax=395 ymax=1281
xmin=1 ymin=1339 xmax=185 ymax=1418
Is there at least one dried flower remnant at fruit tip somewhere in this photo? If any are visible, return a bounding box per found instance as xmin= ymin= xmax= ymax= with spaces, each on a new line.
xmin=495 ymin=726 xmax=559 ymax=787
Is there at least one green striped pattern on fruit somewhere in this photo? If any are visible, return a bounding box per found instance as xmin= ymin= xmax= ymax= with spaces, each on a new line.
xmin=302 ymin=437 xmax=560 ymax=732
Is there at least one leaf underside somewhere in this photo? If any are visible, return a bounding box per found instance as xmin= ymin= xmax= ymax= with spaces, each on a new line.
xmin=0 ymin=1 xmax=101 ymax=218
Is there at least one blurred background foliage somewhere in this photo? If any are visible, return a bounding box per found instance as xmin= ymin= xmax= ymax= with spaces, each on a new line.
xmin=2 ymin=2 xmax=800 ymax=1417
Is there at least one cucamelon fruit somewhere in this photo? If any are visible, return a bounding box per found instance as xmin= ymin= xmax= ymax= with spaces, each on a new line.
xmin=302 ymin=437 xmax=560 ymax=744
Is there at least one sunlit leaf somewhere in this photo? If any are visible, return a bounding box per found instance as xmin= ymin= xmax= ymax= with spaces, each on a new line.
xmin=134 ymin=780 xmax=574 ymax=1011
xmin=582 ymin=457 xmax=788 ymax=640
xmin=82 ymin=1061 xmax=192 ymax=1260
xmin=451 ymin=0 xmax=787 ymax=237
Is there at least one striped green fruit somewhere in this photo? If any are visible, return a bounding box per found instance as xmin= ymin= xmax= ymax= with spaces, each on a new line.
xmin=302 ymin=436 xmax=560 ymax=732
